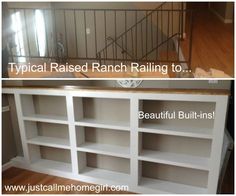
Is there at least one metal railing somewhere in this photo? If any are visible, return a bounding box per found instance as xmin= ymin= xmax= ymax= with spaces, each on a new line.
xmin=7 ymin=2 xmax=193 ymax=68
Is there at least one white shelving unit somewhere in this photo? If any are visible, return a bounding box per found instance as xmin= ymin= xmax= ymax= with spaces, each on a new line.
xmin=3 ymin=86 xmax=229 ymax=194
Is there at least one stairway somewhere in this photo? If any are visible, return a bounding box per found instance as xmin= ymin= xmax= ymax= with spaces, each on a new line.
xmin=96 ymin=2 xmax=184 ymax=65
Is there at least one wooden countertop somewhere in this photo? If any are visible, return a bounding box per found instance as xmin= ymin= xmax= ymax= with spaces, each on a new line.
xmin=2 ymin=85 xmax=230 ymax=95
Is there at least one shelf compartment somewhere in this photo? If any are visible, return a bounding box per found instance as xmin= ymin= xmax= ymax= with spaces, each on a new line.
xmin=28 ymin=144 xmax=72 ymax=173
xmin=78 ymin=152 xmax=130 ymax=182
xmin=73 ymin=97 xmax=130 ymax=128
xmin=76 ymin=126 xmax=130 ymax=158
xmin=21 ymin=94 xmax=67 ymax=122
xmin=139 ymin=100 xmax=215 ymax=139
xmin=25 ymin=121 xmax=70 ymax=149
xmin=139 ymin=161 xmax=208 ymax=194
xmin=139 ymin=132 xmax=211 ymax=170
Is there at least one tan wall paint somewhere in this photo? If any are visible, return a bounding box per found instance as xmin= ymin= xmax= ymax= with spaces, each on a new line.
xmin=210 ymin=2 xmax=234 ymax=21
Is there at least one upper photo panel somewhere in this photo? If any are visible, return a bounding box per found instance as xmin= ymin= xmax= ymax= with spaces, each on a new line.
xmin=2 ymin=2 xmax=234 ymax=78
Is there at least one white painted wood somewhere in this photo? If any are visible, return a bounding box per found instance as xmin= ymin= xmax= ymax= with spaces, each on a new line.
xmin=14 ymin=93 xmax=31 ymax=164
xmin=31 ymin=159 xmax=72 ymax=173
xmin=139 ymin=150 xmax=209 ymax=171
xmin=3 ymin=87 xmax=229 ymax=194
xmin=139 ymin=124 xmax=213 ymax=139
xmin=66 ymin=95 xmax=79 ymax=175
xmin=130 ymin=97 xmax=140 ymax=187
xmin=75 ymin=118 xmax=130 ymax=131
xmin=139 ymin=177 xmax=207 ymax=194
xmin=2 ymin=105 xmax=10 ymax=112
xmin=22 ymin=114 xmax=68 ymax=124
xmin=27 ymin=136 xmax=70 ymax=149
xmin=80 ymin=167 xmax=131 ymax=184
xmin=207 ymin=97 xmax=229 ymax=193
xmin=77 ymin=142 xmax=130 ymax=158
xmin=2 ymin=161 xmax=13 ymax=171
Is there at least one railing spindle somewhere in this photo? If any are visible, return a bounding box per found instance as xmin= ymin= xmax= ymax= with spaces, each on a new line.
xmin=84 ymin=10 xmax=88 ymax=58
xmin=167 ymin=10 xmax=170 ymax=61
xmin=115 ymin=11 xmax=117 ymax=59
xmin=156 ymin=11 xmax=158 ymax=61
xmin=135 ymin=10 xmax=138 ymax=60
xmin=146 ymin=11 xmax=148 ymax=60
xmin=23 ymin=9 xmax=31 ymax=58
xmin=104 ymin=10 xmax=107 ymax=59
xmin=64 ymin=10 xmax=68 ymax=58
xmin=74 ymin=10 xmax=78 ymax=58
xmin=43 ymin=10 xmax=49 ymax=58
xmin=94 ymin=10 xmax=97 ymax=58
xmin=125 ymin=11 xmax=127 ymax=61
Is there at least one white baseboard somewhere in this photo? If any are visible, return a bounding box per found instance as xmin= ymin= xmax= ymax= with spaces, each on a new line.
xmin=2 ymin=161 xmax=13 ymax=171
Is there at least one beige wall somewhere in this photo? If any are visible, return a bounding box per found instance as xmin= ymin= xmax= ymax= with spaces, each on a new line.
xmin=209 ymin=2 xmax=234 ymax=22
xmin=5 ymin=2 xmax=183 ymax=61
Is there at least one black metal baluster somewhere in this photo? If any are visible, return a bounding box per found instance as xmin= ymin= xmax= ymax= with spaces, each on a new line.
xmin=151 ymin=12 xmax=153 ymax=49
xmin=121 ymin=36 xmax=124 ymax=60
xmin=115 ymin=11 xmax=117 ymax=59
xmin=188 ymin=10 xmax=194 ymax=70
xmin=53 ymin=8 xmax=58 ymax=59
xmin=84 ymin=10 xmax=88 ymax=58
xmin=94 ymin=10 xmax=97 ymax=58
xmin=146 ymin=11 xmax=148 ymax=60
xmin=34 ymin=9 xmax=40 ymax=57
xmin=172 ymin=2 xmax=174 ymax=36
xmin=131 ymin=29 xmax=134 ymax=59
xmin=141 ymin=22 xmax=144 ymax=57
xmin=64 ymin=10 xmax=68 ymax=58
xmin=156 ymin=11 xmax=158 ymax=61
xmin=125 ymin=11 xmax=127 ymax=61
xmin=104 ymin=10 xmax=107 ymax=59
xmin=135 ymin=10 xmax=138 ymax=60
xmin=23 ymin=9 xmax=31 ymax=58
xmin=178 ymin=8 xmax=181 ymax=60
xmin=43 ymin=9 xmax=49 ymax=58
xmin=74 ymin=10 xmax=78 ymax=58
xmin=167 ymin=10 xmax=170 ymax=61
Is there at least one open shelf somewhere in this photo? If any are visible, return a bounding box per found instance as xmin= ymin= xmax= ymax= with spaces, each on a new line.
xmin=139 ymin=124 xmax=213 ymax=139
xmin=139 ymin=100 xmax=215 ymax=139
xmin=75 ymin=118 xmax=130 ymax=131
xmin=80 ymin=167 xmax=131 ymax=184
xmin=31 ymin=159 xmax=72 ymax=173
xmin=25 ymin=121 xmax=70 ymax=149
xmin=139 ymin=161 xmax=208 ymax=194
xmin=139 ymin=177 xmax=207 ymax=194
xmin=73 ymin=97 xmax=130 ymax=128
xmin=77 ymin=143 xmax=130 ymax=158
xmin=28 ymin=144 xmax=72 ymax=173
xmin=139 ymin=150 xmax=209 ymax=171
xmin=78 ymin=152 xmax=130 ymax=183
xmin=76 ymin=126 xmax=130 ymax=158
xmin=21 ymin=94 xmax=68 ymax=122
xmin=139 ymin=132 xmax=211 ymax=170
xmin=23 ymin=114 xmax=68 ymax=124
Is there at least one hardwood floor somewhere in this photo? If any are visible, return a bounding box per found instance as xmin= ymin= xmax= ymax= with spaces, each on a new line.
xmin=2 ymin=167 xmax=133 ymax=194
xmin=2 ymin=162 xmax=234 ymax=194
xmin=181 ymin=8 xmax=234 ymax=77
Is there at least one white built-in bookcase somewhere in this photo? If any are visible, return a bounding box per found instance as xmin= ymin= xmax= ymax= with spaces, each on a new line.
xmin=3 ymin=86 xmax=229 ymax=194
